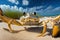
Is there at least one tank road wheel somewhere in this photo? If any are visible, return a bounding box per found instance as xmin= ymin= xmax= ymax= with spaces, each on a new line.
xmin=52 ymin=25 xmax=60 ymax=37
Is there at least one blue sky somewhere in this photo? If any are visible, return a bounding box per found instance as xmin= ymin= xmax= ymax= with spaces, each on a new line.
xmin=0 ymin=0 xmax=60 ymax=16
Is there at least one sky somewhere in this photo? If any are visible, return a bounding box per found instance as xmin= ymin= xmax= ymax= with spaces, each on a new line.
xmin=0 ymin=0 xmax=60 ymax=16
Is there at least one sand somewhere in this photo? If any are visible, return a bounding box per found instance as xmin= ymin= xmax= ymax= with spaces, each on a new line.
xmin=0 ymin=22 xmax=60 ymax=40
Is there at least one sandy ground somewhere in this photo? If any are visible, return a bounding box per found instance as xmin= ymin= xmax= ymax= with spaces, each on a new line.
xmin=0 ymin=22 xmax=60 ymax=40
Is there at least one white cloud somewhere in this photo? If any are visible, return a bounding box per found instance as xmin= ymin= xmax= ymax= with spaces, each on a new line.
xmin=45 ymin=6 xmax=52 ymax=10
xmin=0 ymin=4 xmax=43 ymax=13
xmin=23 ymin=8 xmax=28 ymax=12
xmin=8 ymin=0 xmax=19 ymax=5
xmin=36 ymin=6 xmax=43 ymax=9
xmin=22 ymin=0 xmax=29 ymax=5
xmin=0 ymin=4 xmax=60 ymax=16
xmin=11 ymin=6 xmax=19 ymax=11
xmin=28 ymin=6 xmax=43 ymax=13
xmin=36 ymin=6 xmax=60 ymax=16
xmin=0 ymin=4 xmax=19 ymax=11
xmin=52 ymin=7 xmax=60 ymax=11
xmin=18 ymin=6 xmax=43 ymax=13
xmin=44 ymin=6 xmax=53 ymax=11
xmin=0 ymin=4 xmax=11 ymax=11
xmin=19 ymin=7 xmax=24 ymax=12
xmin=36 ymin=9 xmax=43 ymax=13
xmin=36 ymin=6 xmax=53 ymax=13
xmin=36 ymin=6 xmax=53 ymax=14
xmin=43 ymin=6 xmax=60 ymax=13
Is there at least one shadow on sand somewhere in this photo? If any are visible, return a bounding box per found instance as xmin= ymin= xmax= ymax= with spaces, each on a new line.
xmin=3 ymin=26 xmax=60 ymax=38
xmin=25 ymin=26 xmax=60 ymax=38
xmin=3 ymin=28 xmax=25 ymax=33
